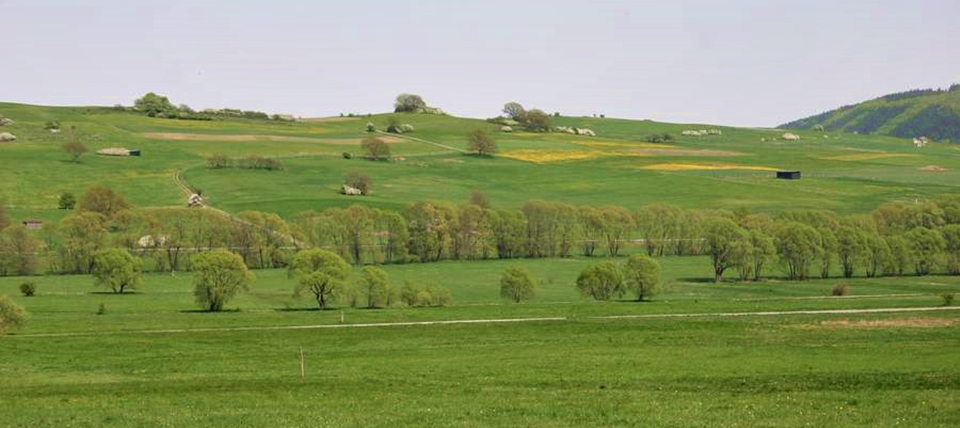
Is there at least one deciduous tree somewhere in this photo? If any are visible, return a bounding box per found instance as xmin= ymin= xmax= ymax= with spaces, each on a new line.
xmin=290 ymin=249 xmax=350 ymax=310
xmin=500 ymin=267 xmax=536 ymax=303
xmin=78 ymin=185 xmax=131 ymax=219
xmin=467 ymin=129 xmax=497 ymax=156
xmin=622 ymin=254 xmax=661 ymax=301
xmin=0 ymin=295 xmax=28 ymax=335
xmin=192 ymin=250 xmax=253 ymax=312
xmin=576 ymin=261 xmax=624 ymax=301
xmin=92 ymin=248 xmax=143 ymax=294
xmin=361 ymin=137 xmax=391 ymax=161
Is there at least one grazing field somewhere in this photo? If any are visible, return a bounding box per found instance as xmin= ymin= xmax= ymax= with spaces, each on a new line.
xmin=3 ymin=101 xmax=960 ymax=426
xmin=1 ymin=256 xmax=959 ymax=427
xmin=3 ymin=102 xmax=960 ymax=222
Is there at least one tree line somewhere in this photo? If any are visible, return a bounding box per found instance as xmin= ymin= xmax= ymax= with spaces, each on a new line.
xmin=3 ymin=186 xmax=960 ymax=282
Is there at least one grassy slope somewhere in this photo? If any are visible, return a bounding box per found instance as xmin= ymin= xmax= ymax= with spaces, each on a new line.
xmin=3 ymin=102 xmax=960 ymax=223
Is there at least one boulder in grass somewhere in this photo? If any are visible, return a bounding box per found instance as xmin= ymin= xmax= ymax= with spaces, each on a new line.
xmin=576 ymin=128 xmax=596 ymax=137
xmin=0 ymin=117 xmax=14 ymax=126
xmin=500 ymin=125 xmax=513 ymax=133
xmin=0 ymin=132 xmax=16 ymax=142
xmin=782 ymin=133 xmax=801 ymax=141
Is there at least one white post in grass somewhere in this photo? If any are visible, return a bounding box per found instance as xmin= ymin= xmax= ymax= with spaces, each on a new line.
xmin=300 ymin=347 xmax=305 ymax=379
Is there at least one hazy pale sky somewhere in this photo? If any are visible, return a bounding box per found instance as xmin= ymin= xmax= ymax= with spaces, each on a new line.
xmin=3 ymin=0 xmax=958 ymax=126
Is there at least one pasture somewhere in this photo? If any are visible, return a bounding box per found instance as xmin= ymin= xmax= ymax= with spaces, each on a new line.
xmin=1 ymin=256 xmax=959 ymax=427
xmin=3 ymin=102 xmax=960 ymax=426
xmin=3 ymin=102 xmax=960 ymax=222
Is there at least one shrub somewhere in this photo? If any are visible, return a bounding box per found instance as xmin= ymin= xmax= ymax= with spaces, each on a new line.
xmin=58 ymin=192 xmax=77 ymax=210
xmin=19 ymin=282 xmax=36 ymax=297
xmin=206 ymin=154 xmax=231 ymax=169
xmin=44 ymin=120 xmax=61 ymax=131
xmin=366 ymin=122 xmax=376 ymax=132
xmin=344 ymin=170 xmax=371 ymax=195
xmin=240 ymin=155 xmax=283 ymax=170
xmin=0 ymin=295 xmax=28 ymax=335
xmin=644 ymin=133 xmax=675 ymax=143
xmin=831 ymin=283 xmax=850 ymax=296
xmin=342 ymin=152 xmax=352 ymax=159
xmin=96 ymin=303 xmax=106 ymax=315
xmin=942 ymin=292 xmax=955 ymax=306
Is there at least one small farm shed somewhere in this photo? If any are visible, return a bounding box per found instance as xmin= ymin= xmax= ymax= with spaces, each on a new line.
xmin=776 ymin=171 xmax=801 ymax=180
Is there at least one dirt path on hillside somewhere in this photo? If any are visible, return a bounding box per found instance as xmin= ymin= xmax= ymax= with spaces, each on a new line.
xmin=12 ymin=307 xmax=959 ymax=339
xmin=375 ymin=130 xmax=466 ymax=153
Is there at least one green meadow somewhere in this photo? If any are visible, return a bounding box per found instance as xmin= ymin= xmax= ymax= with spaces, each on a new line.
xmin=3 ymin=102 xmax=960 ymax=222
xmin=2 ymin=102 xmax=960 ymax=426
xmin=1 ymin=256 xmax=959 ymax=427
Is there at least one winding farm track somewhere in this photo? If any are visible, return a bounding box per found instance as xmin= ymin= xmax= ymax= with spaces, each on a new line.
xmin=13 ymin=306 xmax=960 ymax=339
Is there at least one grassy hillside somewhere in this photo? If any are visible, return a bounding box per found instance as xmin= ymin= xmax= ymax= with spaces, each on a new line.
xmin=3 ymin=101 xmax=960 ymax=225
xmin=779 ymin=84 xmax=960 ymax=142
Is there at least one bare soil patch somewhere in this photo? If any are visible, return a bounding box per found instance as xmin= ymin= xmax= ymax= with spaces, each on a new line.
xmin=143 ymin=132 xmax=402 ymax=144
xmin=921 ymin=165 xmax=946 ymax=172
xmin=810 ymin=317 xmax=956 ymax=329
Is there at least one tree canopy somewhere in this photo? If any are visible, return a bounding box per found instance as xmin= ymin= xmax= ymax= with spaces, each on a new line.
xmin=192 ymin=250 xmax=253 ymax=312
xmin=290 ymin=249 xmax=351 ymax=310
xmin=622 ymin=254 xmax=661 ymax=301
xmin=92 ymin=248 xmax=142 ymax=294
xmin=500 ymin=266 xmax=536 ymax=303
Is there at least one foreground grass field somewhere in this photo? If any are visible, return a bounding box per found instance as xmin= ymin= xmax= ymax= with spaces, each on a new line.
xmin=2 ymin=257 xmax=959 ymax=427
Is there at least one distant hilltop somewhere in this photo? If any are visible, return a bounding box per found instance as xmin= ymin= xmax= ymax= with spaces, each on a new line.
xmin=779 ymin=84 xmax=960 ymax=143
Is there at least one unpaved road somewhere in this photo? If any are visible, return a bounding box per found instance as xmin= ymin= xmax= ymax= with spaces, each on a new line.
xmin=12 ymin=306 xmax=959 ymax=338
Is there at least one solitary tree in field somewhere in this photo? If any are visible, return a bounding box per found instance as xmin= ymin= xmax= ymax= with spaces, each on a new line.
xmin=61 ymin=141 xmax=88 ymax=163
xmin=290 ymin=249 xmax=351 ymax=310
xmin=0 ymin=295 xmax=28 ymax=335
xmin=520 ymin=109 xmax=551 ymax=132
xmin=502 ymin=102 xmax=526 ymax=120
xmin=500 ymin=267 xmax=536 ymax=303
xmin=192 ymin=250 xmax=253 ymax=312
xmin=78 ymin=185 xmax=131 ymax=219
xmin=576 ymin=261 xmax=624 ymax=301
xmin=394 ymin=93 xmax=427 ymax=113
xmin=134 ymin=92 xmax=176 ymax=117
xmin=360 ymin=137 xmax=391 ymax=161
xmin=344 ymin=170 xmax=372 ymax=195
xmin=58 ymin=192 xmax=76 ymax=210
xmin=622 ymin=254 xmax=661 ymax=301
xmin=467 ymin=129 xmax=497 ymax=156
xmin=92 ymin=248 xmax=143 ymax=294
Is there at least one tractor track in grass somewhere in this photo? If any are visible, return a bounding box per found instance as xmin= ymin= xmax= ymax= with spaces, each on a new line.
xmin=11 ymin=306 xmax=960 ymax=339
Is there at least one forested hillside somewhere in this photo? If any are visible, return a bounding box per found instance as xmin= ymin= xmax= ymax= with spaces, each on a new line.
xmin=780 ymin=84 xmax=960 ymax=142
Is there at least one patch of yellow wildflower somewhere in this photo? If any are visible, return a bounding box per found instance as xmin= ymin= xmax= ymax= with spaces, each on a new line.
xmin=641 ymin=163 xmax=778 ymax=172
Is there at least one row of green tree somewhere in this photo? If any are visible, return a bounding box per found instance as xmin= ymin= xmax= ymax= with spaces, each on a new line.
xmin=3 ymin=186 xmax=960 ymax=282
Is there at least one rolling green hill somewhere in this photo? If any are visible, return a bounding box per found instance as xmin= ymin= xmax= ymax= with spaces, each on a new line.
xmin=3 ymin=101 xmax=960 ymax=224
xmin=779 ymin=84 xmax=960 ymax=142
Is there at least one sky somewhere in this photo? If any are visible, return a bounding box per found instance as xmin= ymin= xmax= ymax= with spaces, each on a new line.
xmin=2 ymin=0 xmax=958 ymax=127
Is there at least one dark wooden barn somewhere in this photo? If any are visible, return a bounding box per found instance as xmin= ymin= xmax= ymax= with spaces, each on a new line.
xmin=776 ymin=171 xmax=801 ymax=180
